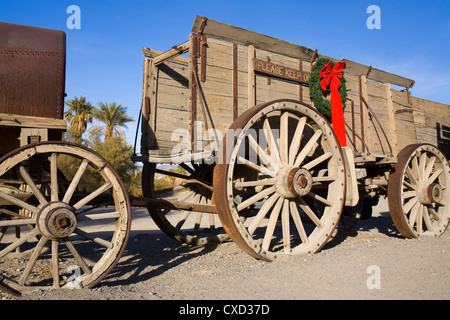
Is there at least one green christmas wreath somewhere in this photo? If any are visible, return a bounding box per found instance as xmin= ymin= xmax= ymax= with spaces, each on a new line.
xmin=309 ymin=58 xmax=348 ymax=118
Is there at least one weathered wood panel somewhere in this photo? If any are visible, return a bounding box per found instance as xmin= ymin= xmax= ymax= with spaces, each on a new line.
xmin=411 ymin=97 xmax=450 ymax=159
xmin=191 ymin=16 xmax=415 ymax=88
xmin=142 ymin=21 xmax=449 ymax=161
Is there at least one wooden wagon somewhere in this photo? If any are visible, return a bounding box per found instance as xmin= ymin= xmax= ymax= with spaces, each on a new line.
xmin=135 ymin=16 xmax=449 ymax=261
xmin=0 ymin=22 xmax=131 ymax=295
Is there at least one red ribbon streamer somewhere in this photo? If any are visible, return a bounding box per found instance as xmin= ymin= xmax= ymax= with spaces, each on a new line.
xmin=319 ymin=60 xmax=347 ymax=147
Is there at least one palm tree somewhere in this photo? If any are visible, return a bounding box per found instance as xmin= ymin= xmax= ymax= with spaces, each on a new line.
xmin=94 ymin=102 xmax=134 ymax=141
xmin=64 ymin=96 xmax=95 ymax=143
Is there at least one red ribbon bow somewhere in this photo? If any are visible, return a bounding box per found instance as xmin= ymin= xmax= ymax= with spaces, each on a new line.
xmin=319 ymin=60 xmax=347 ymax=147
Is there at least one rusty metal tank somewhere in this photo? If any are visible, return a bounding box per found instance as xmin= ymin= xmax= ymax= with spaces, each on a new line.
xmin=0 ymin=21 xmax=66 ymax=154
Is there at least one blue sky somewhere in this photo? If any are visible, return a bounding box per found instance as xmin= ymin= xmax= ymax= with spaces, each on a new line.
xmin=1 ymin=0 xmax=449 ymax=146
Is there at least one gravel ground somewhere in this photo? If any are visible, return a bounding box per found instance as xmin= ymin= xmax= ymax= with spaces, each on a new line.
xmin=2 ymin=198 xmax=449 ymax=301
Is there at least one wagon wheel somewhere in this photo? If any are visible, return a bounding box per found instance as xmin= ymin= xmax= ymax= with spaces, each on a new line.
xmin=0 ymin=142 xmax=131 ymax=293
xmin=213 ymin=99 xmax=346 ymax=261
xmin=142 ymin=162 xmax=228 ymax=246
xmin=388 ymin=143 xmax=449 ymax=238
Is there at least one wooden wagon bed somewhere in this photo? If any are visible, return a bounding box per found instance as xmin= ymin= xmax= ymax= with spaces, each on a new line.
xmin=137 ymin=16 xmax=449 ymax=164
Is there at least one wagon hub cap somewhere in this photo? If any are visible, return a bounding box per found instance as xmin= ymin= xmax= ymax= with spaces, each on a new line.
xmin=37 ymin=202 xmax=77 ymax=240
xmin=276 ymin=167 xmax=313 ymax=198
xmin=419 ymin=183 xmax=443 ymax=205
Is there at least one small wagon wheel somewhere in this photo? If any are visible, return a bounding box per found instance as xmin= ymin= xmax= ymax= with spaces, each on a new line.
xmin=388 ymin=143 xmax=449 ymax=238
xmin=142 ymin=162 xmax=228 ymax=246
xmin=213 ymin=99 xmax=346 ymax=261
xmin=0 ymin=142 xmax=131 ymax=293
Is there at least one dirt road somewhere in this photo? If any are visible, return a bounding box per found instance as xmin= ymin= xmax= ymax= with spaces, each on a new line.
xmin=6 ymin=198 xmax=450 ymax=301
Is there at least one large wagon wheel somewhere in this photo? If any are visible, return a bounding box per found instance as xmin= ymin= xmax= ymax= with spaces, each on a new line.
xmin=142 ymin=162 xmax=228 ymax=246
xmin=388 ymin=143 xmax=449 ymax=238
xmin=213 ymin=100 xmax=346 ymax=261
xmin=0 ymin=142 xmax=131 ymax=293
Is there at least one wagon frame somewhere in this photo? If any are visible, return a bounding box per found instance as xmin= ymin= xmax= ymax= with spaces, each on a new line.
xmin=134 ymin=16 xmax=449 ymax=260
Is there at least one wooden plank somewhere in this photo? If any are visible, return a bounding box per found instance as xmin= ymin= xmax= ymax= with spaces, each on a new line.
xmin=191 ymin=16 xmax=415 ymax=88
xmin=150 ymin=41 xmax=190 ymax=66
xmin=360 ymin=76 xmax=371 ymax=152
xmin=248 ymin=45 xmax=256 ymax=108
xmin=142 ymin=47 xmax=189 ymax=66
xmin=189 ymin=33 xmax=197 ymax=152
xmin=0 ymin=113 xmax=66 ymax=130
xmin=233 ymin=43 xmax=238 ymax=120
xmin=386 ymin=83 xmax=398 ymax=155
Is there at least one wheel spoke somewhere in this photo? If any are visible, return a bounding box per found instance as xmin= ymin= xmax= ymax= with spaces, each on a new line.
xmin=297 ymin=197 xmax=322 ymax=227
xmin=405 ymin=166 xmax=418 ymax=186
xmin=0 ymin=228 xmax=39 ymax=259
xmin=77 ymin=211 xmax=120 ymax=221
xmin=237 ymin=156 xmax=275 ymax=177
xmin=426 ymin=205 xmax=440 ymax=221
xmin=64 ymin=237 xmax=91 ymax=275
xmin=261 ymin=196 xmax=283 ymax=251
xmin=50 ymin=153 xmax=59 ymax=202
xmin=289 ymin=116 xmax=307 ymax=165
xmin=411 ymin=155 xmax=419 ymax=181
xmin=289 ymin=200 xmax=309 ymax=244
xmin=403 ymin=196 xmax=418 ymax=214
xmin=52 ymin=240 xmax=60 ymax=288
xmin=176 ymin=211 xmax=191 ymax=230
xmin=73 ymin=182 xmax=112 ymax=210
xmin=236 ymin=186 xmax=276 ymax=211
xmin=423 ymin=156 xmax=436 ymax=181
xmin=63 ymin=159 xmax=89 ymax=203
xmin=281 ymin=199 xmax=290 ymax=253
xmin=74 ymin=228 xmax=112 ymax=248
xmin=302 ymin=152 xmax=332 ymax=170
xmin=305 ymin=191 xmax=332 ymax=207
xmin=418 ymin=153 xmax=427 ymax=181
xmin=247 ymin=193 xmax=279 ymax=235
xmin=234 ymin=178 xmax=275 ymax=188
xmin=416 ymin=204 xmax=423 ymax=233
xmin=425 ymin=168 xmax=443 ymax=186
xmin=422 ymin=205 xmax=433 ymax=231
xmin=19 ymin=236 xmax=49 ymax=285
xmin=280 ymin=111 xmax=289 ymax=165
xmin=19 ymin=165 xmax=47 ymax=205
xmin=0 ymin=218 xmax=35 ymax=227
xmin=408 ymin=202 xmax=421 ymax=227
xmin=0 ymin=191 xmax=39 ymax=215
xmin=403 ymin=180 xmax=417 ymax=191
xmin=313 ymin=175 xmax=337 ymax=182
xmin=248 ymin=135 xmax=276 ymax=171
xmin=402 ymin=190 xmax=417 ymax=200
xmin=193 ymin=212 xmax=202 ymax=237
xmin=293 ymin=130 xmax=323 ymax=167
xmin=263 ymin=118 xmax=281 ymax=165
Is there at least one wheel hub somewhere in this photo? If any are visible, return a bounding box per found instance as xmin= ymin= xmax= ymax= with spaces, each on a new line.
xmin=275 ymin=167 xmax=313 ymax=198
xmin=418 ymin=183 xmax=443 ymax=205
xmin=36 ymin=202 xmax=77 ymax=240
